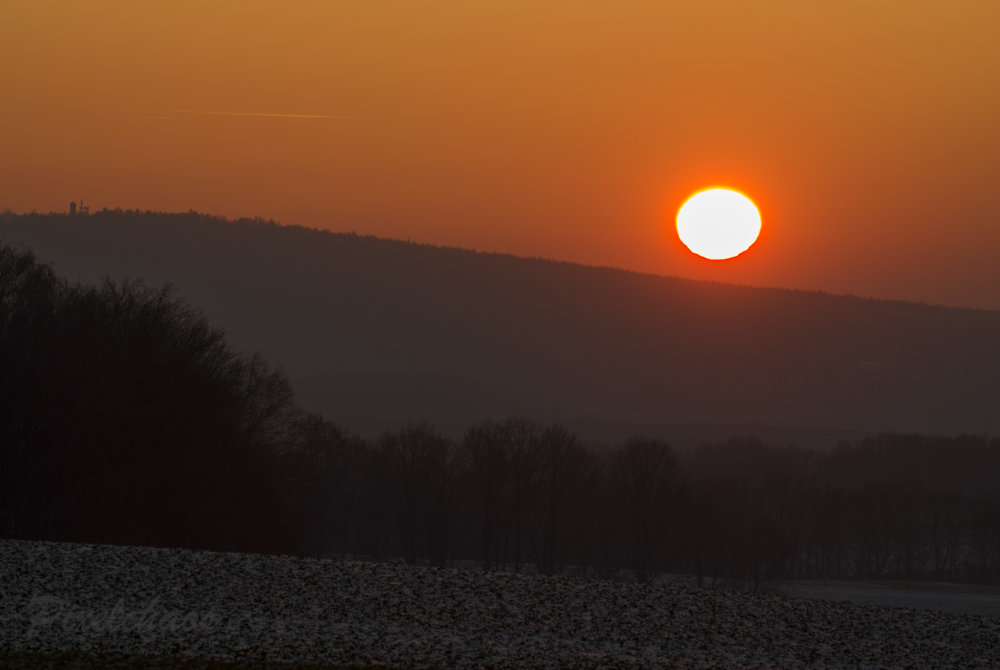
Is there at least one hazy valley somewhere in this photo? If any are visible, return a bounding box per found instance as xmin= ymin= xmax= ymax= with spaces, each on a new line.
xmin=3 ymin=209 xmax=999 ymax=447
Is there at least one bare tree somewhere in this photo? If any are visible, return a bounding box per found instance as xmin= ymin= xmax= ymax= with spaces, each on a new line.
xmin=377 ymin=423 xmax=457 ymax=565
xmin=502 ymin=417 xmax=542 ymax=572
xmin=612 ymin=438 xmax=682 ymax=584
xmin=462 ymin=419 xmax=510 ymax=570
xmin=530 ymin=424 xmax=589 ymax=575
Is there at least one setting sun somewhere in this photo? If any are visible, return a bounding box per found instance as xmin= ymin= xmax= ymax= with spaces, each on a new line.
xmin=676 ymin=189 xmax=761 ymax=260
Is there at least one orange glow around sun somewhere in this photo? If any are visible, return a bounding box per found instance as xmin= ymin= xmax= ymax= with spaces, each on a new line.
xmin=676 ymin=189 xmax=761 ymax=260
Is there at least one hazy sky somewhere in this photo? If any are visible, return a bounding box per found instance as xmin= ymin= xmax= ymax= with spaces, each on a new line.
xmin=3 ymin=1 xmax=999 ymax=309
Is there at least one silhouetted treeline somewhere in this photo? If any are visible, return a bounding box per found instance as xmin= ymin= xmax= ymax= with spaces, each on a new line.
xmin=281 ymin=420 xmax=1000 ymax=588
xmin=3 ymin=241 xmax=1000 ymax=588
xmin=0 ymin=244 xmax=297 ymax=552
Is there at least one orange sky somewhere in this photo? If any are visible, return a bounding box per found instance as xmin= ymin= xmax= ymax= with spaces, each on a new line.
xmin=2 ymin=1 xmax=999 ymax=309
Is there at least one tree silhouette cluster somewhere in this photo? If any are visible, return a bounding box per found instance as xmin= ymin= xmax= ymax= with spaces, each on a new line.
xmin=0 ymin=244 xmax=295 ymax=552
xmin=285 ymin=420 xmax=1000 ymax=588
xmin=2 ymin=242 xmax=999 ymax=588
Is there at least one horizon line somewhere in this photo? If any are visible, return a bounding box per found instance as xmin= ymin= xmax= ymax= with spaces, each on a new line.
xmin=1 ymin=207 xmax=983 ymax=313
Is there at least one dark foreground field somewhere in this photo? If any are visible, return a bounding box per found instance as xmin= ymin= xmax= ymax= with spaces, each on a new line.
xmin=1 ymin=540 xmax=997 ymax=669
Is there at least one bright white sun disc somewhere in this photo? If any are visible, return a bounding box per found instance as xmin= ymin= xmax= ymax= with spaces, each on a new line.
xmin=676 ymin=188 xmax=761 ymax=260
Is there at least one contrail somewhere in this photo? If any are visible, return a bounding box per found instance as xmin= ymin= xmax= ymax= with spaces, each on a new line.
xmin=141 ymin=108 xmax=345 ymax=120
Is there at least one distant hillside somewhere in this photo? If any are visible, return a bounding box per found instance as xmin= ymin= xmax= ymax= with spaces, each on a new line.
xmin=3 ymin=209 xmax=999 ymax=445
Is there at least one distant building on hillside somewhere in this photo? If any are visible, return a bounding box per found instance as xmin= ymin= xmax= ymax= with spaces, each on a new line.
xmin=69 ymin=200 xmax=89 ymax=216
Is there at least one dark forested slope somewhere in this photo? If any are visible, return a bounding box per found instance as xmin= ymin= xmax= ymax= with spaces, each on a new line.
xmin=3 ymin=209 xmax=998 ymax=442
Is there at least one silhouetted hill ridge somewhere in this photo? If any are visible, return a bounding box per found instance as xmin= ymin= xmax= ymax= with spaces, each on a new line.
xmin=3 ymin=209 xmax=998 ymax=443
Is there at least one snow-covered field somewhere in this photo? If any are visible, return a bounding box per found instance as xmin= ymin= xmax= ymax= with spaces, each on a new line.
xmin=781 ymin=580 xmax=1000 ymax=618
xmin=1 ymin=540 xmax=997 ymax=669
